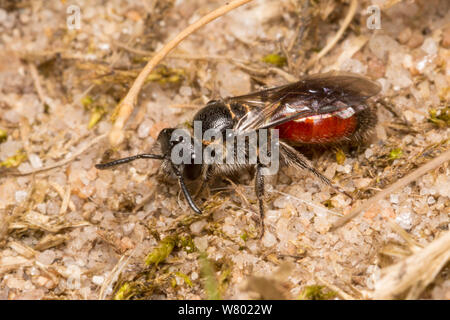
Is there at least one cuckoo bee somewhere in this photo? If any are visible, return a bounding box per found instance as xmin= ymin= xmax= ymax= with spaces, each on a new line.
xmin=96 ymin=71 xmax=381 ymax=236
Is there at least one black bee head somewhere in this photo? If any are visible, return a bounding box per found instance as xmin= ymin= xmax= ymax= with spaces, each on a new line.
xmin=157 ymin=128 xmax=202 ymax=181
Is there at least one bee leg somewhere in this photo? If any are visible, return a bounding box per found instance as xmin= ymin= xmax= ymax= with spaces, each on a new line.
xmin=171 ymin=163 xmax=202 ymax=214
xmin=255 ymin=163 xmax=266 ymax=239
xmin=280 ymin=142 xmax=353 ymax=200
xmin=194 ymin=165 xmax=213 ymax=199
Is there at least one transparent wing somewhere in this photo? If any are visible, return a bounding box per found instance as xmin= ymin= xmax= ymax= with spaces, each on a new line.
xmin=226 ymin=71 xmax=381 ymax=134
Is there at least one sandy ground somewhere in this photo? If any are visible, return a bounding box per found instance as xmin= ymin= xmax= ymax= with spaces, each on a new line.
xmin=0 ymin=0 xmax=449 ymax=300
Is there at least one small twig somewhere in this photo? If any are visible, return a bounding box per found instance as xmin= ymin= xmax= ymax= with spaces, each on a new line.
xmin=381 ymin=0 xmax=404 ymax=10
xmin=8 ymin=134 xmax=107 ymax=176
xmin=233 ymin=62 xmax=298 ymax=83
xmin=99 ymin=247 xmax=137 ymax=300
xmin=114 ymin=41 xmax=248 ymax=64
xmin=49 ymin=182 xmax=76 ymax=212
xmin=305 ymin=0 xmax=358 ymax=70
xmin=59 ymin=185 xmax=72 ymax=215
xmin=272 ymin=189 xmax=343 ymax=217
xmin=315 ymin=276 xmax=357 ymax=300
xmin=108 ymin=0 xmax=255 ymax=146
xmin=112 ymin=41 xmax=153 ymax=56
xmin=330 ymin=148 xmax=450 ymax=231
xmin=169 ymin=103 xmax=201 ymax=109
xmin=223 ymin=177 xmax=251 ymax=208
xmin=268 ymin=67 xmax=299 ymax=82
xmin=28 ymin=63 xmax=49 ymax=107
xmin=387 ymin=219 xmax=422 ymax=252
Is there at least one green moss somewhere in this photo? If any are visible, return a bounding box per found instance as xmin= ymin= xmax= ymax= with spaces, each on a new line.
xmin=175 ymin=272 xmax=193 ymax=287
xmin=429 ymin=107 xmax=450 ymax=128
xmin=218 ymin=265 xmax=232 ymax=294
xmin=170 ymin=277 xmax=177 ymax=288
xmin=335 ymin=149 xmax=346 ymax=165
xmin=198 ymin=253 xmax=233 ymax=300
xmin=0 ymin=128 xmax=7 ymax=143
xmin=145 ymin=236 xmax=177 ymax=266
xmin=298 ymin=285 xmax=337 ymax=300
xmin=262 ymin=53 xmax=287 ymax=67
xmin=81 ymin=95 xmax=93 ymax=108
xmin=0 ymin=149 xmax=27 ymax=168
xmin=88 ymin=106 xmax=106 ymax=129
xmin=114 ymin=283 xmax=133 ymax=300
xmin=144 ymin=234 xmax=197 ymax=267
xmin=82 ymin=95 xmax=115 ymax=129
xmin=389 ymin=148 xmax=403 ymax=160
xmin=199 ymin=253 xmax=221 ymax=300
xmin=177 ymin=236 xmax=196 ymax=254
xmin=146 ymin=66 xmax=185 ymax=84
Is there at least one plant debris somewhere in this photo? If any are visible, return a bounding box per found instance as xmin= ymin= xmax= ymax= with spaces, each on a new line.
xmin=298 ymin=285 xmax=337 ymax=300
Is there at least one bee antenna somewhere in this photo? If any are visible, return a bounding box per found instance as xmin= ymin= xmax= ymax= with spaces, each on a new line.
xmin=95 ymin=153 xmax=164 ymax=169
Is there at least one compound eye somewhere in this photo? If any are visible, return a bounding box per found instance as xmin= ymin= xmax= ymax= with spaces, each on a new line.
xmin=170 ymin=136 xmax=184 ymax=147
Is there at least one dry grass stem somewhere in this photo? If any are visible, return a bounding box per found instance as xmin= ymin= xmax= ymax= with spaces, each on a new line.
xmin=99 ymin=248 xmax=137 ymax=300
xmin=331 ymin=148 xmax=450 ymax=231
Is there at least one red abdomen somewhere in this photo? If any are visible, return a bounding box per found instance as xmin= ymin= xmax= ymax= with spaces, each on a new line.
xmin=276 ymin=114 xmax=357 ymax=144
